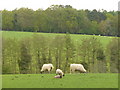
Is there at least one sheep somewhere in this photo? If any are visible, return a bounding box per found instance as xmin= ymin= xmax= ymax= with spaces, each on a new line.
xmin=41 ymin=64 xmax=54 ymax=74
xmin=54 ymin=75 xmax=62 ymax=78
xmin=70 ymin=64 xmax=86 ymax=74
xmin=56 ymin=69 xmax=65 ymax=76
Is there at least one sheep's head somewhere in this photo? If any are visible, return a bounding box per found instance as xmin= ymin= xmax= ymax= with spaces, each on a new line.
xmin=40 ymin=71 xmax=43 ymax=74
xmin=60 ymin=75 xmax=62 ymax=78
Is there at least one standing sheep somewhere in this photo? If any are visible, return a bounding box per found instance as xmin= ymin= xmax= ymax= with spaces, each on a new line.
xmin=56 ymin=69 xmax=65 ymax=76
xmin=41 ymin=64 xmax=54 ymax=74
xmin=70 ymin=64 xmax=86 ymax=73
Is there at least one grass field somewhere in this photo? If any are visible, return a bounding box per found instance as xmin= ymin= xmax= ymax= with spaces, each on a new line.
xmin=2 ymin=73 xmax=118 ymax=88
xmin=2 ymin=31 xmax=117 ymax=48
xmin=1 ymin=31 xmax=119 ymax=88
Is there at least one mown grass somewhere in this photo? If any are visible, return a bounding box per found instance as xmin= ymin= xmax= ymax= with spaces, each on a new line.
xmin=2 ymin=73 xmax=118 ymax=88
xmin=2 ymin=31 xmax=117 ymax=48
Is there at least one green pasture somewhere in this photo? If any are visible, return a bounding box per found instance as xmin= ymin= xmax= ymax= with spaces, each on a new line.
xmin=1 ymin=31 xmax=119 ymax=88
xmin=2 ymin=73 xmax=118 ymax=88
xmin=2 ymin=31 xmax=117 ymax=48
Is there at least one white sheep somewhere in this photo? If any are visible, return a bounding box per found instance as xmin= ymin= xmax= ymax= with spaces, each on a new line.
xmin=54 ymin=75 xmax=62 ymax=78
xmin=70 ymin=64 xmax=86 ymax=73
xmin=41 ymin=64 xmax=54 ymax=73
xmin=56 ymin=69 xmax=65 ymax=76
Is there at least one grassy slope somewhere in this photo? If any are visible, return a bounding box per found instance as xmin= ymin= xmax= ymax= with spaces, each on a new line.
xmin=2 ymin=73 xmax=118 ymax=88
xmin=2 ymin=31 xmax=117 ymax=48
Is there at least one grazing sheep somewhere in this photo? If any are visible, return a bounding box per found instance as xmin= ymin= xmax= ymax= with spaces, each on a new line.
xmin=41 ymin=64 xmax=54 ymax=73
xmin=56 ymin=69 xmax=65 ymax=76
xmin=70 ymin=64 xmax=86 ymax=73
xmin=54 ymin=75 xmax=62 ymax=78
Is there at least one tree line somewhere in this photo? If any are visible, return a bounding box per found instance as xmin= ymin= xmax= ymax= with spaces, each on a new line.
xmin=1 ymin=5 xmax=118 ymax=36
xmin=2 ymin=34 xmax=119 ymax=74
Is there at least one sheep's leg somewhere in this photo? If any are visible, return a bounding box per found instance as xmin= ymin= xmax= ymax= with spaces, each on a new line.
xmin=79 ymin=70 xmax=81 ymax=74
xmin=40 ymin=71 xmax=43 ymax=74
xmin=70 ymin=69 xmax=73 ymax=74
xmin=48 ymin=69 xmax=50 ymax=74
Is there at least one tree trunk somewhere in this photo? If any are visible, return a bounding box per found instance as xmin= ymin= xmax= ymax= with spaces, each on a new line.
xmin=64 ymin=54 xmax=69 ymax=73
xmin=55 ymin=50 xmax=59 ymax=70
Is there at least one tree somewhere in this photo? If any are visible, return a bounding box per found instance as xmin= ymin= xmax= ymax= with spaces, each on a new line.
xmin=32 ymin=34 xmax=43 ymax=73
xmin=2 ymin=10 xmax=14 ymax=30
xmin=18 ymin=38 xmax=32 ymax=74
xmin=2 ymin=6 xmax=117 ymax=36
xmin=107 ymin=38 xmax=119 ymax=73
xmin=33 ymin=9 xmax=45 ymax=32
xmin=76 ymin=10 xmax=92 ymax=34
xmin=13 ymin=8 xmax=34 ymax=31
xmin=96 ymin=47 xmax=106 ymax=73
xmin=64 ymin=33 xmax=75 ymax=73
xmin=87 ymin=9 xmax=107 ymax=23
xmin=52 ymin=35 xmax=66 ymax=70
xmin=98 ymin=13 xmax=118 ymax=36
xmin=80 ymin=37 xmax=106 ymax=73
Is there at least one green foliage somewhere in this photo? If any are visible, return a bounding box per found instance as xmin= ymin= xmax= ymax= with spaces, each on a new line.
xmin=107 ymin=38 xmax=119 ymax=73
xmin=2 ymin=5 xmax=118 ymax=36
xmin=2 ymin=10 xmax=14 ymax=30
xmin=79 ymin=37 xmax=106 ymax=73
xmin=2 ymin=65 xmax=12 ymax=74
xmin=64 ymin=33 xmax=76 ymax=73
xmin=87 ymin=9 xmax=107 ymax=23
xmin=2 ymin=31 xmax=119 ymax=74
xmin=52 ymin=35 xmax=66 ymax=70
xmin=98 ymin=14 xmax=118 ymax=36
xmin=18 ymin=39 xmax=32 ymax=74
xmin=2 ymin=38 xmax=19 ymax=74
xmin=96 ymin=48 xmax=105 ymax=61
